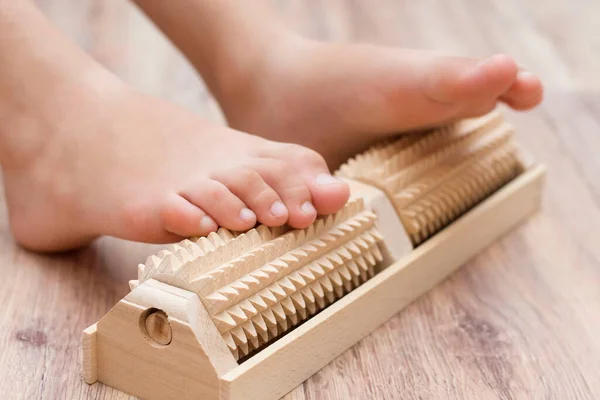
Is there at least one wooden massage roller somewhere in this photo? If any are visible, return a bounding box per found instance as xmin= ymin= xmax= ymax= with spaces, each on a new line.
xmin=81 ymin=109 xmax=546 ymax=400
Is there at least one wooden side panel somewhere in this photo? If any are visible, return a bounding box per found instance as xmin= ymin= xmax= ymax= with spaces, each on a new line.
xmin=91 ymin=280 xmax=236 ymax=400
xmin=220 ymin=165 xmax=546 ymax=400
xmin=81 ymin=324 xmax=97 ymax=384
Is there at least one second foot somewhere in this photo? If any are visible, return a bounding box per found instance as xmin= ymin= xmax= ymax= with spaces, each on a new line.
xmin=214 ymin=38 xmax=543 ymax=168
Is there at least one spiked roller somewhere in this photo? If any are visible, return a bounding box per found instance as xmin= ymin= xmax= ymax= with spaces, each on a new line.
xmin=82 ymin=110 xmax=546 ymax=400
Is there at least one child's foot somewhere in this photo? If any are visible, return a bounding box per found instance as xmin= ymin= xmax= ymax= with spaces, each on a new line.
xmin=214 ymin=40 xmax=543 ymax=168
xmin=1 ymin=80 xmax=349 ymax=252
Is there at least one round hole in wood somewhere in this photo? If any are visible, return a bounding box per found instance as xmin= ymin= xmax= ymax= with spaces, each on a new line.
xmin=140 ymin=308 xmax=172 ymax=346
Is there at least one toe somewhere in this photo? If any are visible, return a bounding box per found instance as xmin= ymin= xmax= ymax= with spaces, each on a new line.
xmin=307 ymin=173 xmax=351 ymax=214
xmin=458 ymin=54 xmax=520 ymax=102
xmin=423 ymin=53 xmax=519 ymax=109
xmin=160 ymin=192 xmax=218 ymax=237
xmin=500 ymin=70 xmax=544 ymax=110
xmin=181 ymin=179 xmax=257 ymax=232
xmin=261 ymin=144 xmax=350 ymax=216
xmin=248 ymin=158 xmax=318 ymax=228
xmin=211 ymin=166 xmax=289 ymax=227
xmin=281 ymin=145 xmax=350 ymax=214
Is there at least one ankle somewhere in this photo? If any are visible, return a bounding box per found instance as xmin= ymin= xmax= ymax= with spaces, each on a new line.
xmin=207 ymin=32 xmax=310 ymax=107
xmin=0 ymin=68 xmax=127 ymax=171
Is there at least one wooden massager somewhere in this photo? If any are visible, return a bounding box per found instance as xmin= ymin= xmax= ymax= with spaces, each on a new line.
xmin=81 ymin=109 xmax=546 ymax=399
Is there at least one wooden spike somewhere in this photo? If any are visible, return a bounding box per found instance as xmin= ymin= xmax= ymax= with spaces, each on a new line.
xmin=289 ymin=247 xmax=309 ymax=260
xmin=239 ymin=274 xmax=262 ymax=291
xmin=238 ymin=299 xmax=259 ymax=319
xmin=320 ymin=233 xmax=337 ymax=245
xmin=217 ymin=228 xmax=234 ymax=241
xmin=137 ymin=264 xmax=145 ymax=279
xmin=319 ymin=276 xmax=336 ymax=303
xmin=227 ymin=306 xmax=248 ymax=325
xmin=318 ymin=259 xmax=335 ymax=272
xmin=250 ymin=268 xmax=270 ymax=281
xmin=287 ymin=272 xmax=306 ymax=290
xmin=280 ymin=297 xmax=298 ymax=325
xmin=255 ymin=225 xmax=273 ymax=242
xmin=143 ymin=254 xmax=162 ymax=268
xmin=230 ymin=326 xmax=249 ymax=356
xmin=157 ymin=253 xmax=183 ymax=274
xmin=222 ymin=332 xmax=239 ymax=360
xmin=327 ymin=253 xmax=344 ymax=267
xmin=230 ymin=280 xmax=250 ymax=295
xmin=218 ymin=286 xmax=240 ymax=301
xmin=337 ymin=246 xmax=353 ymax=261
xmin=271 ymin=304 xmax=288 ymax=331
xmin=251 ymin=314 xmax=269 ymax=343
xmin=371 ymin=244 xmax=384 ymax=262
xmin=289 ymin=292 xmax=307 ymax=320
xmin=204 ymin=292 xmax=230 ymax=313
xmin=329 ymin=271 xmax=345 ymax=298
xmin=261 ymin=309 xmax=279 ymax=337
xmin=278 ymin=278 xmax=297 ymax=295
xmin=298 ymin=267 xmax=316 ymax=283
xmin=313 ymin=219 xmax=326 ymax=236
xmin=347 ymin=260 xmax=361 ymax=282
xmin=293 ymin=230 xmax=306 ymax=245
xmin=309 ymin=281 xmax=326 ymax=309
xmin=181 ymin=239 xmax=205 ymax=258
xmin=156 ymin=249 xmax=171 ymax=259
xmin=305 ymin=224 xmax=316 ymax=241
xmin=345 ymin=241 xmax=362 ymax=256
xmin=241 ymin=321 xmax=259 ymax=349
xmin=363 ymin=250 xmax=376 ymax=265
xmin=338 ymin=266 xmax=354 ymax=292
xmin=307 ymin=262 xmax=326 ymax=279
xmin=247 ymin=294 xmax=269 ymax=312
xmin=262 ymin=264 xmax=281 ymax=278
xmin=269 ymin=284 xmax=288 ymax=300
xmin=213 ymin=312 xmax=237 ymax=332
xmin=252 ymin=314 xmax=269 ymax=336
xmin=355 ymin=255 xmax=369 ymax=272
xmin=300 ymin=286 xmax=317 ymax=315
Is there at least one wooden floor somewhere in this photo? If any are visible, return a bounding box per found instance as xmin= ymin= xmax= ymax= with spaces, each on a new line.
xmin=2 ymin=0 xmax=599 ymax=399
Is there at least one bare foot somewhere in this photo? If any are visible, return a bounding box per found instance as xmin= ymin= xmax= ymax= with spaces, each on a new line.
xmin=214 ymin=39 xmax=543 ymax=168
xmin=1 ymin=79 xmax=349 ymax=252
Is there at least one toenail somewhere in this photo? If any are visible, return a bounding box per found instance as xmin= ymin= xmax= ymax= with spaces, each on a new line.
xmin=239 ymin=208 xmax=256 ymax=222
xmin=200 ymin=216 xmax=217 ymax=232
xmin=517 ymin=71 xmax=536 ymax=80
xmin=270 ymin=201 xmax=288 ymax=217
xmin=301 ymin=201 xmax=316 ymax=215
xmin=316 ymin=173 xmax=342 ymax=185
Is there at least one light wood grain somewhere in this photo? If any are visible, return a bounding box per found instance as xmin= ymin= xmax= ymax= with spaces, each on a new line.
xmin=2 ymin=0 xmax=600 ymax=399
xmin=90 ymin=279 xmax=235 ymax=400
xmin=81 ymin=164 xmax=544 ymax=400
xmin=221 ymin=165 xmax=544 ymax=400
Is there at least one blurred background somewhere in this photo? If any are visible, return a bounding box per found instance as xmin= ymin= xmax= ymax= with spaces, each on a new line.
xmin=1 ymin=1 xmax=599 ymax=399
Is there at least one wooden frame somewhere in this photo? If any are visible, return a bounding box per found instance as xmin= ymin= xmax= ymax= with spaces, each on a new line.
xmin=82 ymin=163 xmax=546 ymax=400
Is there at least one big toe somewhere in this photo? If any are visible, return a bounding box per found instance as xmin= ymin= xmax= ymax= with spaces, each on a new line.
xmin=423 ymin=53 xmax=519 ymax=112
xmin=273 ymin=144 xmax=350 ymax=215
xmin=500 ymin=70 xmax=544 ymax=110
xmin=305 ymin=173 xmax=351 ymax=215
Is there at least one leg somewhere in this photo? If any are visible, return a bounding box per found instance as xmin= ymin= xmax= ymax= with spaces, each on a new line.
xmin=133 ymin=0 xmax=543 ymax=168
xmin=0 ymin=0 xmax=349 ymax=252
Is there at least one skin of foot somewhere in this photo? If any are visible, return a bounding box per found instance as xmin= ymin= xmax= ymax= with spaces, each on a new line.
xmin=216 ymin=41 xmax=545 ymax=168
xmin=0 ymin=1 xmax=349 ymax=252
xmin=134 ymin=0 xmax=544 ymax=169
xmin=2 ymin=80 xmax=350 ymax=252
